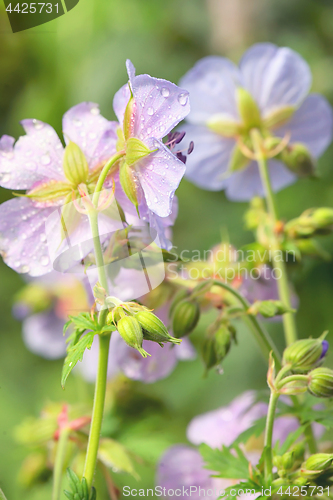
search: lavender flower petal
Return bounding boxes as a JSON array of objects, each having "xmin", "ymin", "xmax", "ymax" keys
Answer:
[
  {"xmin": 62, "ymin": 102, "xmax": 118, "ymax": 170},
  {"xmin": 179, "ymin": 56, "xmax": 241, "ymax": 123},
  {"xmin": 113, "ymin": 83, "xmax": 131, "ymax": 128},
  {"xmin": 239, "ymin": 43, "xmax": 311, "ymax": 115},
  {"xmin": 181, "ymin": 124, "xmax": 235, "ymax": 191},
  {"xmin": 0, "ymin": 122, "xmax": 64, "ymax": 190},
  {"xmin": 0, "ymin": 198, "xmax": 54, "ymax": 276},
  {"xmin": 276, "ymin": 94, "xmax": 333, "ymax": 157}
]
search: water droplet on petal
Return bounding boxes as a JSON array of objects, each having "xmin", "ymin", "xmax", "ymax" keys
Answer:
[
  {"xmin": 154, "ymin": 197, "xmax": 158, "ymax": 203},
  {"xmin": 22, "ymin": 215, "xmax": 27, "ymax": 221},
  {"xmin": 90, "ymin": 107, "xmax": 99, "ymax": 116},
  {"xmin": 147, "ymin": 127, "xmax": 152, "ymax": 134},
  {"xmin": 73, "ymin": 119, "xmax": 82, "ymax": 127},
  {"xmin": 0, "ymin": 151, "xmax": 14, "ymax": 160},
  {"xmin": 40, "ymin": 233, "xmax": 46, "ymax": 242},
  {"xmin": 33, "ymin": 119, "xmax": 44, "ymax": 130},
  {"xmin": 21, "ymin": 265, "xmax": 30, "ymax": 273},
  {"xmin": 159, "ymin": 125, "xmax": 165, "ymax": 133},
  {"xmin": 41, "ymin": 154, "xmax": 51, "ymax": 166},
  {"xmin": 161, "ymin": 87, "xmax": 170, "ymax": 98},
  {"xmin": 22, "ymin": 234, "xmax": 27, "ymax": 240},
  {"xmin": 41, "ymin": 256, "xmax": 49, "ymax": 266},
  {"xmin": 147, "ymin": 107, "xmax": 154, "ymax": 116},
  {"xmin": 14, "ymin": 260, "xmax": 21, "ymax": 268},
  {"xmin": 89, "ymin": 132, "xmax": 97, "ymax": 140},
  {"xmin": 178, "ymin": 93, "xmax": 188, "ymax": 106},
  {"xmin": 0, "ymin": 173, "xmax": 11, "ymax": 183}
]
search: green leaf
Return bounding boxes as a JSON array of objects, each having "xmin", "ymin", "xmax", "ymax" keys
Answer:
[
  {"xmin": 275, "ymin": 425, "xmax": 307, "ymax": 456},
  {"xmin": 100, "ymin": 325, "xmax": 117, "ymax": 334},
  {"xmin": 70, "ymin": 312, "xmax": 97, "ymax": 331},
  {"xmin": 61, "ymin": 332, "xmax": 95, "ymax": 388},
  {"xmin": 199, "ymin": 443, "xmax": 249, "ymax": 479},
  {"xmin": 98, "ymin": 438, "xmax": 139, "ymax": 479},
  {"xmin": 66, "ymin": 328, "xmax": 86, "ymax": 349},
  {"xmin": 63, "ymin": 319, "xmax": 72, "ymax": 335}
]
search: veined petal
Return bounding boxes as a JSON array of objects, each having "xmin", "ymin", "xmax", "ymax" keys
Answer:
[
  {"xmin": 113, "ymin": 84, "xmax": 131, "ymax": 128},
  {"xmin": 63, "ymin": 102, "xmax": 118, "ymax": 170},
  {"xmin": 179, "ymin": 56, "xmax": 241, "ymax": 124},
  {"xmin": 239, "ymin": 43, "xmax": 311, "ymax": 115},
  {"xmin": 125, "ymin": 59, "xmax": 190, "ymax": 141},
  {"xmin": 276, "ymin": 94, "xmax": 333, "ymax": 158},
  {"xmin": 140, "ymin": 196, "xmax": 179, "ymax": 251},
  {"xmin": 22, "ymin": 310, "xmax": 67, "ymax": 359},
  {"xmin": 225, "ymin": 159, "xmax": 297, "ymax": 201},
  {"xmin": 135, "ymin": 138, "xmax": 185, "ymax": 217},
  {"xmin": 0, "ymin": 121, "xmax": 64, "ymax": 190},
  {"xmin": 0, "ymin": 197, "xmax": 54, "ymax": 276},
  {"xmin": 182, "ymin": 124, "xmax": 235, "ymax": 190}
]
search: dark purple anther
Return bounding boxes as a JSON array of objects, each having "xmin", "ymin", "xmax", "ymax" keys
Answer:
[
  {"xmin": 187, "ymin": 141, "xmax": 194, "ymax": 154},
  {"xmin": 320, "ymin": 340, "xmax": 329, "ymax": 359},
  {"xmin": 175, "ymin": 131, "xmax": 186, "ymax": 144},
  {"xmin": 176, "ymin": 152, "xmax": 187, "ymax": 164}
]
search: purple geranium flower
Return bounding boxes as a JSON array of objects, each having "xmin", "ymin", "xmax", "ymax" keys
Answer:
[
  {"xmin": 179, "ymin": 43, "xmax": 332, "ymax": 200},
  {"xmin": 0, "ymin": 103, "xmax": 118, "ymax": 276},
  {"xmin": 113, "ymin": 60, "xmax": 190, "ymax": 217}
]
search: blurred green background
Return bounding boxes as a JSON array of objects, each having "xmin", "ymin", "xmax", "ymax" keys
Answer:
[{"xmin": 1, "ymin": 0, "xmax": 333, "ymax": 498}]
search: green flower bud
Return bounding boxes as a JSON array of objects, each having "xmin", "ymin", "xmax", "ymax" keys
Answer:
[
  {"xmin": 172, "ymin": 299, "xmax": 200, "ymax": 338},
  {"xmin": 236, "ymin": 87, "xmax": 262, "ymax": 130},
  {"xmin": 117, "ymin": 316, "xmax": 150, "ymax": 358},
  {"xmin": 281, "ymin": 143, "xmax": 315, "ymax": 177},
  {"xmin": 202, "ymin": 325, "xmax": 232, "ymax": 371},
  {"xmin": 308, "ymin": 367, "xmax": 333, "ymax": 398},
  {"xmin": 292, "ymin": 476, "xmax": 308, "ymax": 487},
  {"xmin": 283, "ymin": 337, "xmax": 328, "ymax": 373},
  {"xmin": 311, "ymin": 208, "xmax": 333, "ymax": 230},
  {"xmin": 227, "ymin": 144, "xmax": 249, "ymax": 173},
  {"xmin": 301, "ymin": 453, "xmax": 333, "ymax": 479},
  {"xmin": 169, "ymin": 288, "xmax": 190, "ymax": 318},
  {"xmin": 63, "ymin": 141, "xmax": 89, "ymax": 185},
  {"xmin": 135, "ymin": 310, "xmax": 181, "ymax": 346},
  {"xmin": 249, "ymin": 300, "xmax": 293, "ymax": 318}
]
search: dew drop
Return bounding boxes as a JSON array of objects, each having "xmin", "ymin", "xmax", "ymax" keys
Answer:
[
  {"xmin": 147, "ymin": 127, "xmax": 152, "ymax": 134},
  {"xmin": 159, "ymin": 125, "xmax": 165, "ymax": 133},
  {"xmin": 14, "ymin": 260, "xmax": 21, "ymax": 268},
  {"xmin": 22, "ymin": 234, "xmax": 27, "ymax": 240},
  {"xmin": 0, "ymin": 173, "xmax": 11, "ymax": 183},
  {"xmin": 41, "ymin": 256, "xmax": 49, "ymax": 266},
  {"xmin": 147, "ymin": 107, "xmax": 154, "ymax": 116},
  {"xmin": 90, "ymin": 107, "xmax": 99, "ymax": 116},
  {"xmin": 178, "ymin": 93, "xmax": 188, "ymax": 106},
  {"xmin": 161, "ymin": 87, "xmax": 170, "ymax": 98},
  {"xmin": 25, "ymin": 150, "xmax": 33, "ymax": 157},
  {"xmin": 73, "ymin": 118, "xmax": 82, "ymax": 127},
  {"xmin": 89, "ymin": 132, "xmax": 97, "ymax": 140},
  {"xmin": 33, "ymin": 119, "xmax": 44, "ymax": 130},
  {"xmin": 22, "ymin": 215, "xmax": 27, "ymax": 221},
  {"xmin": 21, "ymin": 265, "xmax": 30, "ymax": 273},
  {"xmin": 40, "ymin": 233, "xmax": 46, "ymax": 242},
  {"xmin": 41, "ymin": 154, "xmax": 51, "ymax": 166},
  {"xmin": 154, "ymin": 197, "xmax": 158, "ymax": 203},
  {"xmin": 0, "ymin": 151, "xmax": 14, "ymax": 160}
]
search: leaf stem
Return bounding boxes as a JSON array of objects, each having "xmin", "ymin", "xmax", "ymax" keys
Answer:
[
  {"xmin": 251, "ymin": 128, "xmax": 297, "ymax": 347},
  {"xmin": 52, "ymin": 427, "xmax": 70, "ymax": 500},
  {"xmin": 0, "ymin": 488, "xmax": 8, "ymax": 500},
  {"xmin": 92, "ymin": 151, "xmax": 125, "ymax": 207}
]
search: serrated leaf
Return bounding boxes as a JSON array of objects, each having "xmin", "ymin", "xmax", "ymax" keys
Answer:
[
  {"xmin": 275, "ymin": 425, "xmax": 307, "ymax": 456},
  {"xmin": 98, "ymin": 438, "xmax": 139, "ymax": 479},
  {"xmin": 62, "ymin": 332, "xmax": 95, "ymax": 388},
  {"xmin": 100, "ymin": 325, "xmax": 117, "ymax": 334},
  {"xmin": 66, "ymin": 328, "xmax": 86, "ymax": 349},
  {"xmin": 199, "ymin": 443, "xmax": 249, "ymax": 479},
  {"xmin": 70, "ymin": 313, "xmax": 97, "ymax": 332},
  {"xmin": 63, "ymin": 319, "xmax": 72, "ymax": 335}
]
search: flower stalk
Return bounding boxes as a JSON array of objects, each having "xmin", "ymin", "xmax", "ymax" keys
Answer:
[{"xmin": 52, "ymin": 427, "xmax": 70, "ymax": 500}]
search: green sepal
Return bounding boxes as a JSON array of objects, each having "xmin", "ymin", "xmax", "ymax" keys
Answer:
[
  {"xmin": 125, "ymin": 137, "xmax": 153, "ymax": 166},
  {"xmin": 123, "ymin": 88, "xmax": 134, "ymax": 140},
  {"xmin": 262, "ymin": 105, "xmax": 295, "ymax": 130},
  {"xmin": 236, "ymin": 87, "xmax": 262, "ymax": 130},
  {"xmin": 65, "ymin": 468, "xmax": 97, "ymax": 500},
  {"xmin": 119, "ymin": 160, "xmax": 139, "ymax": 210},
  {"xmin": 22, "ymin": 180, "xmax": 72, "ymax": 203},
  {"xmin": 228, "ymin": 143, "xmax": 249, "ymax": 173},
  {"xmin": 207, "ymin": 115, "xmax": 241, "ymax": 137},
  {"xmin": 63, "ymin": 141, "xmax": 89, "ymax": 185}
]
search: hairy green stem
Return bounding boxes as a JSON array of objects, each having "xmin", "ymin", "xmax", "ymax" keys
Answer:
[
  {"xmin": 92, "ymin": 151, "xmax": 125, "ymax": 206},
  {"xmin": 83, "ymin": 332, "xmax": 111, "ymax": 489},
  {"xmin": 251, "ymin": 129, "xmax": 297, "ymax": 346},
  {"xmin": 212, "ymin": 279, "xmax": 282, "ymax": 369},
  {"xmin": 264, "ymin": 392, "xmax": 279, "ymax": 481},
  {"xmin": 52, "ymin": 427, "xmax": 70, "ymax": 500}
]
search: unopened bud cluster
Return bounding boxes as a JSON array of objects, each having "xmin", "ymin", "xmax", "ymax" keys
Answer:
[{"xmin": 107, "ymin": 300, "xmax": 181, "ymax": 358}]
